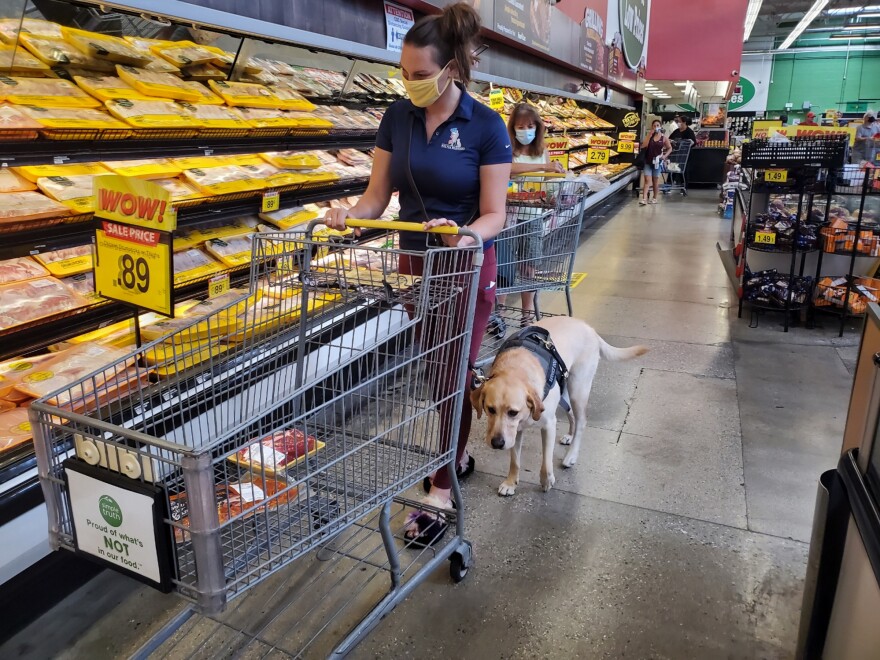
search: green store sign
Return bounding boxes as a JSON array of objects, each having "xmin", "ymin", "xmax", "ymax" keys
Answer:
[
  {"xmin": 729, "ymin": 76, "xmax": 756, "ymax": 110},
  {"xmin": 619, "ymin": 0, "xmax": 649, "ymax": 69}
]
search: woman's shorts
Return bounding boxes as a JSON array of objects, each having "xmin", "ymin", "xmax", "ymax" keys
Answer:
[{"xmin": 643, "ymin": 164, "xmax": 661, "ymax": 177}]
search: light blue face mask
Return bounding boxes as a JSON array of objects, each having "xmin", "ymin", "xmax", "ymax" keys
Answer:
[{"xmin": 515, "ymin": 128, "xmax": 536, "ymax": 145}]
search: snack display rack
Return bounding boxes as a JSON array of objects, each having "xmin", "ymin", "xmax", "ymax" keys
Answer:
[
  {"xmin": 0, "ymin": 0, "xmax": 640, "ymax": 637},
  {"xmin": 736, "ymin": 136, "xmax": 849, "ymax": 332}
]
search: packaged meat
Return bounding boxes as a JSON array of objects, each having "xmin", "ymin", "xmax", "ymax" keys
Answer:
[
  {"xmin": 259, "ymin": 205, "xmax": 319, "ymax": 230},
  {"xmin": 60, "ymin": 271, "xmax": 99, "ymax": 302},
  {"xmin": 0, "ymin": 257, "xmax": 49, "ymax": 285},
  {"xmin": 205, "ymin": 235, "xmax": 254, "ymax": 267},
  {"xmin": 0, "ymin": 277, "xmax": 88, "ymax": 330},
  {"xmin": 0, "ymin": 103, "xmax": 41, "ymax": 139},
  {"xmin": 101, "ymin": 158, "xmax": 181, "ymax": 180},
  {"xmin": 268, "ymin": 86, "xmax": 316, "ymax": 112},
  {"xmin": 14, "ymin": 105, "xmax": 131, "ymax": 134},
  {"xmin": 0, "ymin": 168, "xmax": 36, "ymax": 193},
  {"xmin": 0, "ymin": 75, "xmax": 102, "ymax": 108},
  {"xmin": 169, "ymin": 475, "xmax": 297, "ymax": 543},
  {"xmin": 177, "ymin": 102, "xmax": 251, "ymax": 130},
  {"xmin": 0, "ymin": 407, "xmax": 31, "ymax": 453},
  {"xmin": 237, "ymin": 161, "xmax": 305, "ymax": 188},
  {"xmin": 231, "ymin": 107, "xmax": 299, "ymax": 130},
  {"xmin": 13, "ymin": 162, "xmax": 109, "ymax": 183},
  {"xmin": 151, "ymin": 177, "xmax": 203, "ymax": 202},
  {"xmin": 171, "ymin": 155, "xmax": 237, "ymax": 171},
  {"xmin": 149, "ymin": 41, "xmax": 218, "ymax": 68},
  {"xmin": 230, "ymin": 429, "xmax": 324, "ymax": 475},
  {"xmin": 60, "ymin": 27, "xmax": 153, "ymax": 67},
  {"xmin": 141, "ymin": 288, "xmax": 258, "ymax": 342},
  {"xmin": 0, "ymin": 44, "xmax": 51, "ymax": 76},
  {"xmin": 115, "ymin": 65, "xmax": 203, "ymax": 102},
  {"xmin": 105, "ymin": 98, "xmax": 196, "ymax": 129},
  {"xmin": 182, "ymin": 165, "xmax": 264, "ymax": 196},
  {"xmin": 177, "ymin": 80, "xmax": 223, "ymax": 105},
  {"xmin": 0, "ymin": 191, "xmax": 71, "ymax": 225},
  {"xmin": 181, "ymin": 64, "xmax": 227, "ymax": 81},
  {"xmin": 173, "ymin": 248, "xmax": 224, "ymax": 284},
  {"xmin": 285, "ymin": 111, "xmax": 333, "ymax": 129},
  {"xmin": 336, "ymin": 149, "xmax": 372, "ymax": 167},
  {"xmin": 173, "ymin": 217, "xmax": 259, "ymax": 250},
  {"xmin": 259, "ymin": 152, "xmax": 321, "ymax": 171},
  {"xmin": 37, "ymin": 174, "xmax": 107, "ymax": 213},
  {"xmin": 72, "ymin": 74, "xmax": 170, "ymax": 103},
  {"xmin": 32, "ymin": 245, "xmax": 93, "ymax": 277},
  {"xmin": 14, "ymin": 343, "xmax": 133, "ymax": 405},
  {"xmin": 207, "ymin": 80, "xmax": 281, "ymax": 108},
  {"xmin": 0, "ymin": 353, "xmax": 57, "ymax": 399},
  {"xmin": 0, "ymin": 18, "xmax": 62, "ymax": 45},
  {"xmin": 16, "ymin": 35, "xmax": 115, "ymax": 73}
]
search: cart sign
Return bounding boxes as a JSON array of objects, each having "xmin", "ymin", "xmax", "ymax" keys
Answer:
[
  {"xmin": 94, "ymin": 175, "xmax": 176, "ymax": 231},
  {"xmin": 65, "ymin": 461, "xmax": 170, "ymax": 588},
  {"xmin": 95, "ymin": 221, "xmax": 173, "ymax": 316},
  {"xmin": 384, "ymin": 1, "xmax": 414, "ymax": 54}
]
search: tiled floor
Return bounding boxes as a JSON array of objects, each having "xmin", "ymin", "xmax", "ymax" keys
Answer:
[{"xmin": 3, "ymin": 189, "xmax": 860, "ymax": 659}]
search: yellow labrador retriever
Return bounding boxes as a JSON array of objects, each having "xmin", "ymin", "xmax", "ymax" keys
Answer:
[{"xmin": 472, "ymin": 316, "xmax": 648, "ymax": 496}]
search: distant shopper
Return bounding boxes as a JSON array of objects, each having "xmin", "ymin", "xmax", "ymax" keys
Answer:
[
  {"xmin": 507, "ymin": 104, "xmax": 564, "ymax": 176},
  {"xmin": 800, "ymin": 111, "xmax": 818, "ymax": 127},
  {"xmin": 639, "ymin": 119, "xmax": 672, "ymax": 205},
  {"xmin": 779, "ymin": 114, "xmax": 789, "ymax": 126},
  {"xmin": 669, "ymin": 115, "xmax": 696, "ymax": 144},
  {"xmin": 853, "ymin": 113, "xmax": 879, "ymax": 164}
]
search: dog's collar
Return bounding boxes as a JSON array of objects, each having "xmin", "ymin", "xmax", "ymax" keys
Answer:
[{"xmin": 492, "ymin": 326, "xmax": 569, "ymax": 400}]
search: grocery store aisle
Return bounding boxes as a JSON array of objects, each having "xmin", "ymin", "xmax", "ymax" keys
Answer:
[{"xmin": 2, "ymin": 190, "xmax": 859, "ymax": 659}]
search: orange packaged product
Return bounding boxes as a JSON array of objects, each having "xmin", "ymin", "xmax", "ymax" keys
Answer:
[
  {"xmin": 0, "ymin": 18, "xmax": 62, "ymax": 45},
  {"xmin": 0, "ymin": 191, "xmax": 71, "ymax": 226},
  {"xmin": 0, "ymin": 168, "xmax": 37, "ymax": 193},
  {"xmin": 0, "ymin": 76, "xmax": 101, "ymax": 108},
  {"xmin": 0, "ymin": 44, "xmax": 51, "ymax": 76},
  {"xmin": 169, "ymin": 475, "xmax": 297, "ymax": 543},
  {"xmin": 0, "ymin": 257, "xmax": 49, "ymax": 285},
  {"xmin": 60, "ymin": 27, "xmax": 153, "ymax": 67},
  {"xmin": 17, "ymin": 34, "xmax": 115, "ymax": 73},
  {"xmin": 0, "ymin": 276, "xmax": 88, "ymax": 331},
  {"xmin": 0, "ymin": 353, "xmax": 57, "ymax": 399},
  {"xmin": 150, "ymin": 41, "xmax": 218, "ymax": 68},
  {"xmin": 181, "ymin": 64, "xmax": 227, "ymax": 81},
  {"xmin": 0, "ymin": 103, "xmax": 41, "ymax": 140},
  {"xmin": 0, "ymin": 407, "xmax": 32, "ymax": 453}
]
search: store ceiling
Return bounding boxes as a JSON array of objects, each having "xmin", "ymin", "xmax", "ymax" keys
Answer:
[{"xmin": 745, "ymin": 0, "xmax": 880, "ymax": 51}]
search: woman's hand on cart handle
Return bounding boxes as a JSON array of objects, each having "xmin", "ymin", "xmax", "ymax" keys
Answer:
[
  {"xmin": 324, "ymin": 208, "xmax": 359, "ymax": 235},
  {"xmin": 548, "ymin": 161, "xmax": 565, "ymax": 174},
  {"xmin": 422, "ymin": 218, "xmax": 474, "ymax": 247}
]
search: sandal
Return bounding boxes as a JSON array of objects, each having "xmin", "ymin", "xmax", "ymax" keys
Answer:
[
  {"xmin": 404, "ymin": 495, "xmax": 452, "ymax": 549},
  {"xmin": 422, "ymin": 455, "xmax": 475, "ymax": 493},
  {"xmin": 520, "ymin": 311, "xmax": 537, "ymax": 327},
  {"xmin": 638, "ymin": 199, "xmax": 647, "ymax": 205}
]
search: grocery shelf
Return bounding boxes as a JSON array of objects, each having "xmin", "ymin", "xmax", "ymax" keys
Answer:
[
  {"xmin": 0, "ymin": 178, "xmax": 369, "ymax": 261},
  {"xmin": 0, "ymin": 132, "xmax": 377, "ymax": 168}
]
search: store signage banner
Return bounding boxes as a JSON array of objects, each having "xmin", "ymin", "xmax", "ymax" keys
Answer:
[
  {"xmin": 67, "ymin": 467, "xmax": 163, "ymax": 583},
  {"xmin": 618, "ymin": 0, "xmax": 648, "ymax": 70},
  {"xmin": 494, "ymin": 0, "xmax": 553, "ymax": 54},
  {"xmin": 729, "ymin": 76, "xmax": 756, "ymax": 111},
  {"xmin": 384, "ymin": 1, "xmax": 414, "ymax": 54},
  {"xmin": 578, "ymin": 1, "xmax": 608, "ymax": 75},
  {"xmin": 751, "ymin": 124, "xmax": 857, "ymax": 146}
]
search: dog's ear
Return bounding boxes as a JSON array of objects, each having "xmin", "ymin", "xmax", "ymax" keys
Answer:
[
  {"xmin": 470, "ymin": 385, "xmax": 484, "ymax": 419},
  {"xmin": 526, "ymin": 386, "xmax": 544, "ymax": 421}
]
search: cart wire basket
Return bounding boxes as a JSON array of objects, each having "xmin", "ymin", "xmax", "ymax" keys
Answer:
[
  {"xmin": 661, "ymin": 138, "xmax": 694, "ymax": 196},
  {"xmin": 479, "ymin": 172, "xmax": 588, "ymax": 366},
  {"xmin": 31, "ymin": 219, "xmax": 480, "ymax": 657}
]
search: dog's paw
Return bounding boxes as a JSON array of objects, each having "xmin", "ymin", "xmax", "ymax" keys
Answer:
[
  {"xmin": 541, "ymin": 472, "xmax": 556, "ymax": 492},
  {"xmin": 562, "ymin": 451, "xmax": 578, "ymax": 468},
  {"xmin": 560, "ymin": 434, "xmax": 572, "ymax": 446},
  {"xmin": 498, "ymin": 481, "xmax": 518, "ymax": 497}
]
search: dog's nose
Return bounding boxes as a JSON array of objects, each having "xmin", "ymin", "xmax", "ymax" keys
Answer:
[{"xmin": 491, "ymin": 436, "xmax": 505, "ymax": 450}]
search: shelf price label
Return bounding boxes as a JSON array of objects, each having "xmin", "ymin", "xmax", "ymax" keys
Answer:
[
  {"xmin": 618, "ymin": 132, "xmax": 637, "ymax": 142},
  {"xmin": 489, "ymin": 88, "xmax": 504, "ymax": 112},
  {"xmin": 617, "ymin": 140, "xmax": 635, "ymax": 153},
  {"xmin": 754, "ymin": 231, "xmax": 776, "ymax": 245},
  {"xmin": 261, "ymin": 190, "xmax": 280, "ymax": 213},
  {"xmin": 94, "ymin": 221, "xmax": 173, "ymax": 316},
  {"xmin": 208, "ymin": 273, "xmax": 230, "ymax": 299},
  {"xmin": 765, "ymin": 169, "xmax": 788, "ymax": 183},
  {"xmin": 586, "ymin": 148, "xmax": 610, "ymax": 164}
]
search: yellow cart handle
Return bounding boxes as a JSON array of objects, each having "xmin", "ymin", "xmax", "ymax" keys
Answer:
[
  {"xmin": 515, "ymin": 171, "xmax": 568, "ymax": 179},
  {"xmin": 345, "ymin": 218, "xmax": 460, "ymax": 235}
]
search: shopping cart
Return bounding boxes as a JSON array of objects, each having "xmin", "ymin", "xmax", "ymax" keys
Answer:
[
  {"xmin": 480, "ymin": 172, "xmax": 588, "ymax": 366},
  {"xmin": 31, "ymin": 220, "xmax": 480, "ymax": 657},
  {"xmin": 661, "ymin": 139, "xmax": 694, "ymax": 195}
]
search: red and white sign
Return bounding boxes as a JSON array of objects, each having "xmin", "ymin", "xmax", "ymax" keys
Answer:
[
  {"xmin": 101, "ymin": 221, "xmax": 161, "ymax": 247},
  {"xmin": 384, "ymin": 1, "xmax": 414, "ymax": 54}
]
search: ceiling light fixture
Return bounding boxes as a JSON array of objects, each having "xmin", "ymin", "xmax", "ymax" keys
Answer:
[
  {"xmin": 743, "ymin": 0, "xmax": 763, "ymax": 41},
  {"xmin": 861, "ymin": 12, "xmax": 880, "ymax": 18},
  {"xmin": 841, "ymin": 23, "xmax": 880, "ymax": 30},
  {"xmin": 779, "ymin": 0, "xmax": 830, "ymax": 50},
  {"xmin": 829, "ymin": 33, "xmax": 880, "ymax": 39},
  {"xmin": 673, "ymin": 82, "xmax": 688, "ymax": 87}
]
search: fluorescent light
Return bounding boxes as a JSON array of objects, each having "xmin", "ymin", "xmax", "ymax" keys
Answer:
[
  {"xmin": 673, "ymin": 82, "xmax": 688, "ymax": 87},
  {"xmin": 830, "ymin": 33, "xmax": 880, "ymax": 39},
  {"xmin": 779, "ymin": 0, "xmax": 830, "ymax": 50},
  {"xmin": 744, "ymin": 0, "xmax": 763, "ymax": 41},
  {"xmin": 841, "ymin": 23, "xmax": 880, "ymax": 30},
  {"xmin": 862, "ymin": 12, "xmax": 880, "ymax": 18}
]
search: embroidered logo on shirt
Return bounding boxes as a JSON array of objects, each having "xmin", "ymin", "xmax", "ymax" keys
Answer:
[{"xmin": 442, "ymin": 127, "xmax": 464, "ymax": 151}]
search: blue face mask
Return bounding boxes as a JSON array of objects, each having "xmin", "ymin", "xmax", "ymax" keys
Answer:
[{"xmin": 515, "ymin": 128, "xmax": 536, "ymax": 145}]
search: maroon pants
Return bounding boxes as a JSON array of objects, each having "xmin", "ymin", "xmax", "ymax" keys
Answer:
[{"xmin": 398, "ymin": 245, "xmax": 497, "ymax": 489}]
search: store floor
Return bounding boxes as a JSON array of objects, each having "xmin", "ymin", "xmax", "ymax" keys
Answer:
[{"xmin": 3, "ymin": 189, "xmax": 860, "ymax": 659}]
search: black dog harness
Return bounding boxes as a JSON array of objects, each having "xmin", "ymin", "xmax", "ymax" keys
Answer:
[{"xmin": 477, "ymin": 326, "xmax": 569, "ymax": 401}]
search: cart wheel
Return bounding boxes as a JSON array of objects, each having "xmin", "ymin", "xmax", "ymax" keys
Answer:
[{"xmin": 450, "ymin": 553, "xmax": 469, "ymax": 583}]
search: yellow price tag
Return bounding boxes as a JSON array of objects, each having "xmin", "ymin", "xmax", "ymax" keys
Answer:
[
  {"xmin": 208, "ymin": 273, "xmax": 230, "ymax": 298},
  {"xmin": 489, "ymin": 88, "xmax": 504, "ymax": 112},
  {"xmin": 617, "ymin": 140, "xmax": 635, "ymax": 153},
  {"xmin": 261, "ymin": 190, "xmax": 280, "ymax": 213},
  {"xmin": 754, "ymin": 231, "xmax": 776, "ymax": 245},
  {"xmin": 549, "ymin": 152, "xmax": 569, "ymax": 169},
  {"xmin": 618, "ymin": 132, "xmax": 637, "ymax": 142},
  {"xmin": 94, "ymin": 221, "xmax": 173, "ymax": 316},
  {"xmin": 586, "ymin": 148, "xmax": 610, "ymax": 164},
  {"xmin": 765, "ymin": 169, "xmax": 788, "ymax": 183}
]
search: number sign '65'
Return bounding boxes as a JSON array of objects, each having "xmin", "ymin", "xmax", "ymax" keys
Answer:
[{"xmin": 94, "ymin": 221, "xmax": 173, "ymax": 316}]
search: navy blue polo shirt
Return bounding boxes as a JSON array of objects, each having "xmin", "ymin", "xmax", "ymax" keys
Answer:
[{"xmin": 376, "ymin": 86, "xmax": 512, "ymax": 250}]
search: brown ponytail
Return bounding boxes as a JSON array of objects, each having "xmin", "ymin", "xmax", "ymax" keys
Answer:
[{"xmin": 404, "ymin": 1, "xmax": 481, "ymax": 84}]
